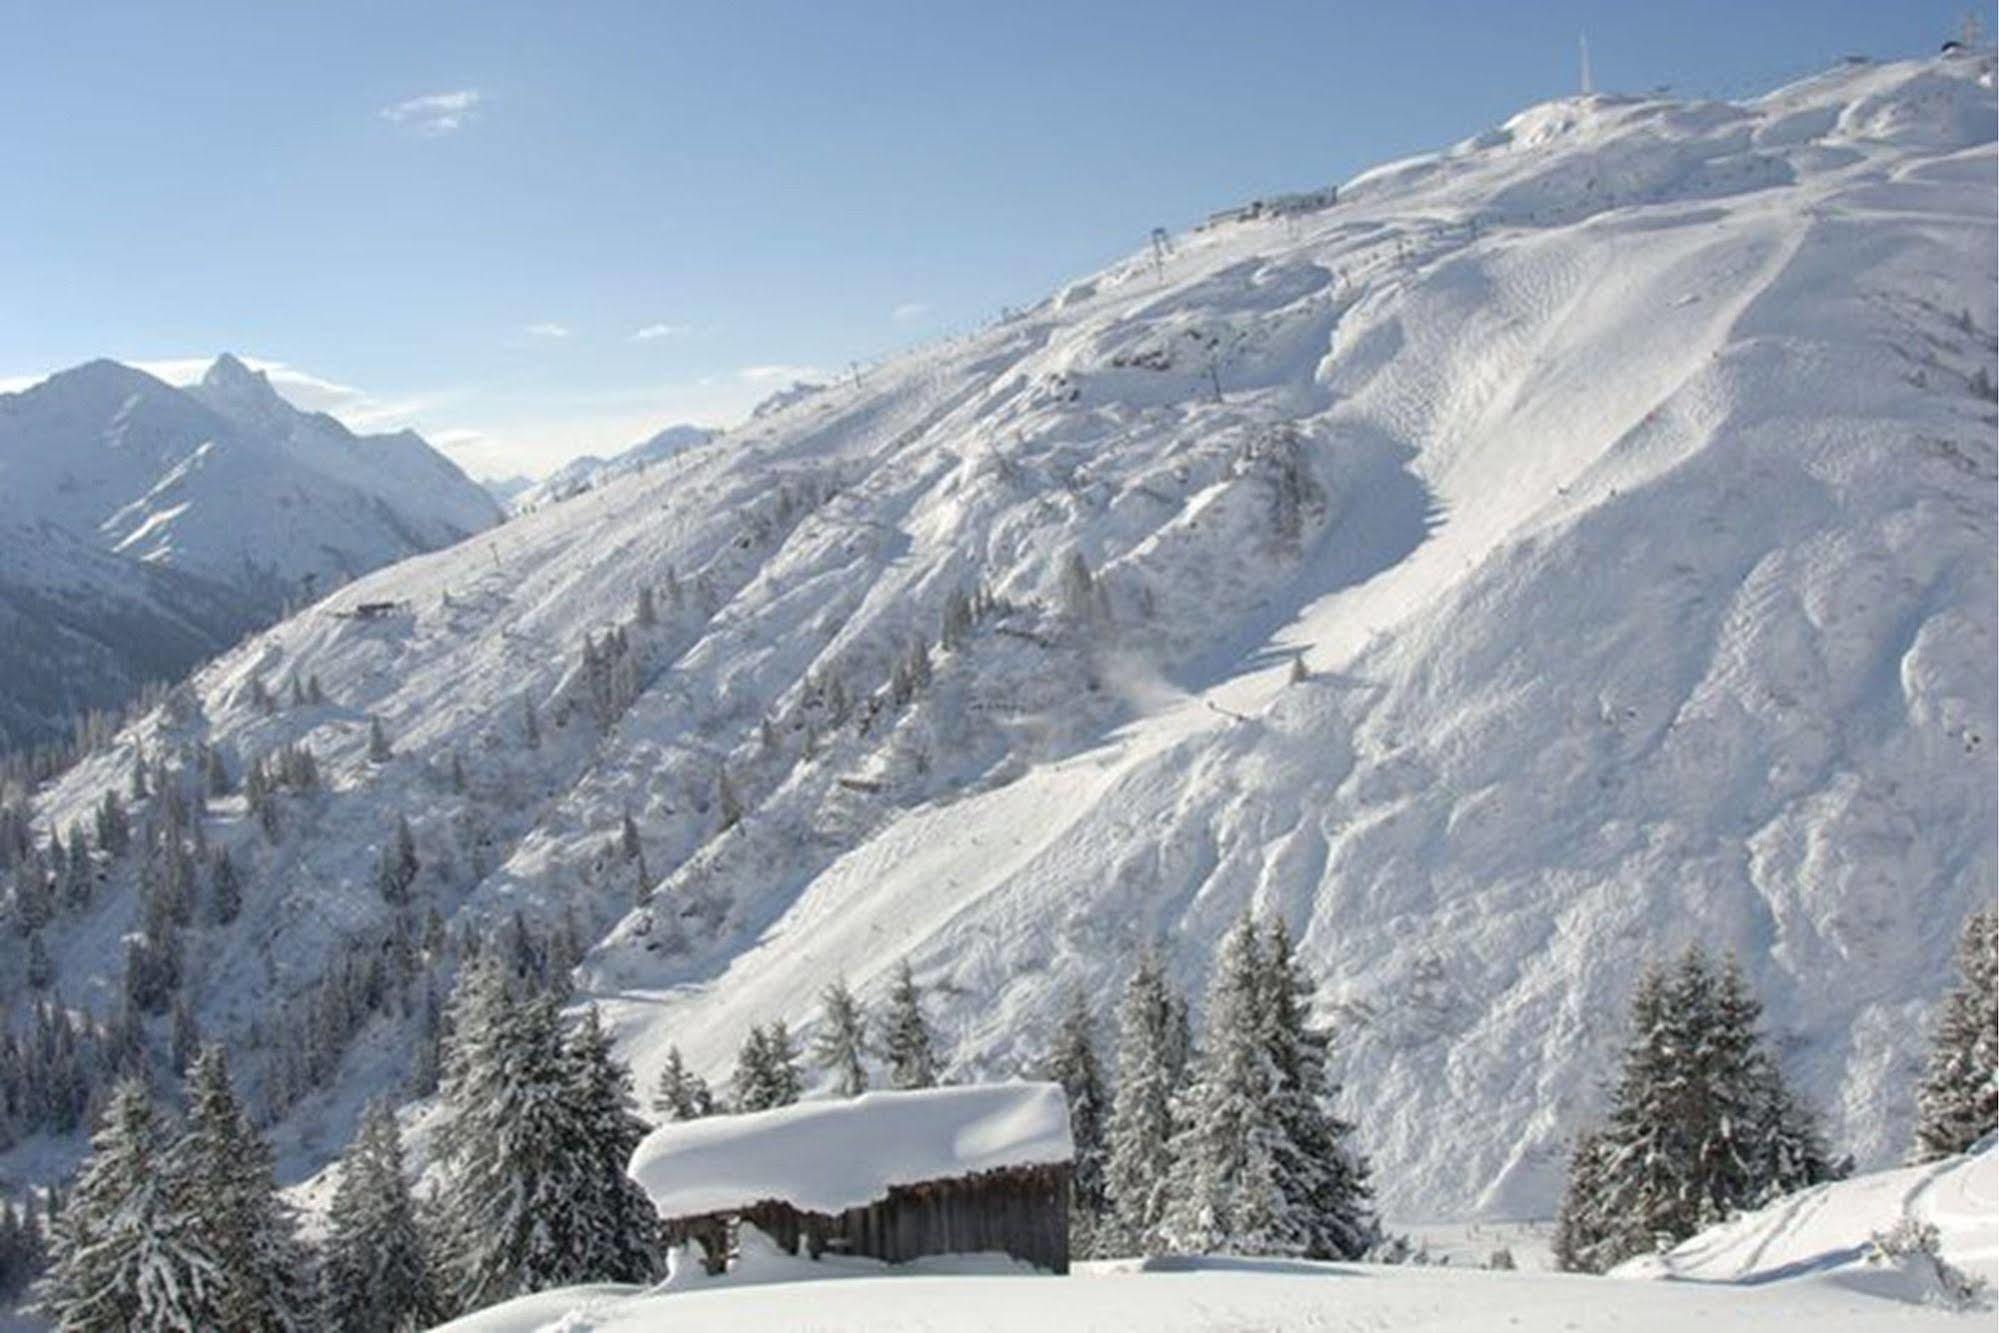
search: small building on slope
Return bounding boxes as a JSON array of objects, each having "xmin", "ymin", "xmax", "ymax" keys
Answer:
[{"xmin": 627, "ymin": 1082, "xmax": 1075, "ymax": 1275}]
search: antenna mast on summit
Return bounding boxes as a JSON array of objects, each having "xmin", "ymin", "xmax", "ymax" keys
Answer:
[{"xmin": 1579, "ymin": 33, "xmax": 1594, "ymax": 95}]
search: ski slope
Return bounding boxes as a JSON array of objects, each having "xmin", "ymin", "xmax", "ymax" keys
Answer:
[{"xmin": 9, "ymin": 51, "xmax": 1995, "ymax": 1226}]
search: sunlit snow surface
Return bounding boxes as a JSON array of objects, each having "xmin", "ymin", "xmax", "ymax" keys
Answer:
[
  {"xmin": 18, "ymin": 52, "xmax": 1997, "ymax": 1225},
  {"xmin": 441, "ymin": 1147, "xmax": 1998, "ymax": 1330},
  {"xmin": 628, "ymin": 1082, "xmax": 1073, "ymax": 1216}
]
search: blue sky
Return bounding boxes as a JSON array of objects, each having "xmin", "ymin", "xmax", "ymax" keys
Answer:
[{"xmin": 0, "ymin": 1, "xmax": 1973, "ymax": 477}]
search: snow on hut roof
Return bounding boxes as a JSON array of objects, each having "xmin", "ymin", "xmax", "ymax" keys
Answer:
[{"xmin": 628, "ymin": 1082, "xmax": 1074, "ymax": 1218}]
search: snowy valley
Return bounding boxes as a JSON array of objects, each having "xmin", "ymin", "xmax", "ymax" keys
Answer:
[{"xmin": 0, "ymin": 43, "xmax": 1995, "ymax": 1332}]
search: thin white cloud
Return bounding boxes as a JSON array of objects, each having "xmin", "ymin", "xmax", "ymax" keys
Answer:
[
  {"xmin": 891, "ymin": 301, "xmax": 930, "ymax": 323},
  {"xmin": 737, "ymin": 363, "xmax": 826, "ymax": 384},
  {"xmin": 381, "ymin": 89, "xmax": 482, "ymax": 136},
  {"xmin": 523, "ymin": 322, "xmax": 572, "ymax": 339},
  {"xmin": 631, "ymin": 323, "xmax": 691, "ymax": 341}
]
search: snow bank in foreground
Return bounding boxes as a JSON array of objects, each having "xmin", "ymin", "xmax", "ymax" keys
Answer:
[
  {"xmin": 627, "ymin": 1083, "xmax": 1073, "ymax": 1217},
  {"xmin": 434, "ymin": 1254, "xmax": 1978, "ymax": 1332},
  {"xmin": 1616, "ymin": 1141, "xmax": 1997, "ymax": 1296}
]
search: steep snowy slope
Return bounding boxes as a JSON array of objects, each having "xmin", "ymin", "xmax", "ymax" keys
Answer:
[
  {"xmin": 508, "ymin": 424, "xmax": 718, "ymax": 514},
  {"xmin": 8, "ymin": 53, "xmax": 1993, "ymax": 1223},
  {"xmin": 0, "ymin": 355, "xmax": 501, "ymax": 745}
]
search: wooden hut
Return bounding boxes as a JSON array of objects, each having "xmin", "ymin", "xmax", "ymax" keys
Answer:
[{"xmin": 628, "ymin": 1082, "xmax": 1075, "ymax": 1276}]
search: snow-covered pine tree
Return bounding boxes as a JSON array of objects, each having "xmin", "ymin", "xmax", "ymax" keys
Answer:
[
  {"xmin": 1039, "ymin": 985, "xmax": 1108, "ymax": 1226},
  {"xmin": 25, "ymin": 932, "xmax": 53, "ymax": 991},
  {"xmin": 321, "ymin": 1098, "xmax": 438, "ymax": 1333},
  {"xmin": 730, "ymin": 1022, "xmax": 803, "ymax": 1112},
  {"xmin": 367, "ymin": 716, "xmax": 393, "ymax": 764},
  {"xmin": 810, "ymin": 978, "xmax": 871, "ymax": 1097},
  {"xmin": 436, "ymin": 990, "xmax": 580, "ymax": 1311},
  {"xmin": 36, "ymin": 1077, "xmax": 221, "ymax": 1332},
  {"xmin": 1161, "ymin": 913, "xmax": 1298, "ymax": 1255},
  {"xmin": 559, "ymin": 1007, "xmax": 662, "ymax": 1283},
  {"xmin": 652, "ymin": 1046, "xmax": 714, "ymax": 1120},
  {"xmin": 169, "ymin": 999, "xmax": 199, "ymax": 1074},
  {"xmin": 209, "ymin": 848, "xmax": 242, "ymax": 925},
  {"xmin": 1680, "ymin": 951, "xmax": 1768, "ymax": 1226},
  {"xmin": 172, "ymin": 1046, "xmax": 311, "ymax": 1330},
  {"xmin": 377, "ymin": 815, "xmax": 420, "ymax": 906},
  {"xmin": 1561, "ymin": 958, "xmax": 1685, "ymax": 1271},
  {"xmin": 1258, "ymin": 919, "xmax": 1375, "ymax": 1258},
  {"xmin": 1550, "ymin": 1127, "xmax": 1610, "ymax": 1274},
  {"xmin": 94, "ymin": 791, "xmax": 129, "ymax": 859},
  {"xmin": 1913, "ymin": 908, "xmax": 1998, "ymax": 1162},
  {"xmin": 881, "ymin": 960, "xmax": 938, "ymax": 1090},
  {"xmin": 1559, "ymin": 947, "xmax": 1836, "ymax": 1272},
  {"xmin": 433, "ymin": 954, "xmax": 512, "ymax": 1165},
  {"xmin": 1102, "ymin": 945, "xmax": 1185, "ymax": 1257}
]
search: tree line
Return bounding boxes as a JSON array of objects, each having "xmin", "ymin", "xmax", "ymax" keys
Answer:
[
  {"xmin": 1553, "ymin": 906, "xmax": 1996, "ymax": 1272},
  {"xmin": 21, "ymin": 904, "xmax": 1996, "ymax": 1326}
]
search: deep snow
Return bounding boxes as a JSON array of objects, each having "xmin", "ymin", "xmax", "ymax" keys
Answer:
[
  {"xmin": 628, "ymin": 1082, "xmax": 1073, "ymax": 1217},
  {"xmin": 439, "ymin": 1145, "xmax": 1999, "ymax": 1330},
  {"xmin": 6, "ymin": 52, "xmax": 1994, "ymax": 1227}
]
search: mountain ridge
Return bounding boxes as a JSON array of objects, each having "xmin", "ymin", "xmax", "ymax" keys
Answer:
[
  {"xmin": 5, "ymin": 52, "xmax": 1992, "ymax": 1223},
  {"xmin": 0, "ymin": 355, "xmax": 502, "ymax": 747}
]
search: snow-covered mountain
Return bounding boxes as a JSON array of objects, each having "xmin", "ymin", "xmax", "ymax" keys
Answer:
[
  {"xmin": 0, "ymin": 355, "xmax": 501, "ymax": 746},
  {"xmin": 7, "ymin": 52, "xmax": 1993, "ymax": 1226},
  {"xmin": 507, "ymin": 424, "xmax": 718, "ymax": 514}
]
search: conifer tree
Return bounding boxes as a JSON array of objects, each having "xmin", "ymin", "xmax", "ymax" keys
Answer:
[
  {"xmin": 368, "ymin": 716, "xmax": 393, "ymax": 764},
  {"xmin": 172, "ymin": 1046, "xmax": 310, "ymax": 1330},
  {"xmin": 559, "ymin": 1007, "xmax": 662, "ymax": 1283},
  {"xmin": 731, "ymin": 1023, "xmax": 803, "ymax": 1112},
  {"xmin": 1550, "ymin": 1128, "xmax": 1610, "ymax": 1274},
  {"xmin": 881, "ymin": 960, "xmax": 938, "ymax": 1090},
  {"xmin": 37, "ymin": 1077, "xmax": 221, "ymax": 1332},
  {"xmin": 1103, "ymin": 946, "xmax": 1184, "ymax": 1256},
  {"xmin": 810, "ymin": 978, "xmax": 871, "ymax": 1097},
  {"xmin": 436, "ymin": 989, "xmax": 573, "ymax": 1310},
  {"xmin": 1258, "ymin": 919, "xmax": 1374, "ymax": 1258},
  {"xmin": 1040, "ymin": 986, "xmax": 1108, "ymax": 1222},
  {"xmin": 1557, "ymin": 947, "xmax": 1838, "ymax": 1272},
  {"xmin": 25, "ymin": 932, "xmax": 53, "ymax": 991},
  {"xmin": 209, "ymin": 849, "xmax": 242, "ymax": 926},
  {"xmin": 1913, "ymin": 908, "xmax": 1998, "ymax": 1162},
  {"xmin": 651, "ymin": 1046, "xmax": 714, "ymax": 1121},
  {"xmin": 321, "ymin": 1099, "xmax": 437, "ymax": 1333},
  {"xmin": 377, "ymin": 815, "xmax": 420, "ymax": 906},
  {"xmin": 1161, "ymin": 914, "xmax": 1297, "ymax": 1255}
]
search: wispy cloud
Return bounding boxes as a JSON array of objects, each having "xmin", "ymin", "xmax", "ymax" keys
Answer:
[
  {"xmin": 523, "ymin": 322, "xmax": 572, "ymax": 339},
  {"xmin": 115, "ymin": 356, "xmax": 448, "ymax": 434},
  {"xmin": 738, "ymin": 363, "xmax": 826, "ymax": 384},
  {"xmin": 891, "ymin": 301, "xmax": 929, "ymax": 323},
  {"xmin": 631, "ymin": 323, "xmax": 691, "ymax": 342},
  {"xmin": 380, "ymin": 89, "xmax": 482, "ymax": 136}
]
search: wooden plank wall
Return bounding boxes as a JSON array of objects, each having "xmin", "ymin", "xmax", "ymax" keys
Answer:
[{"xmin": 662, "ymin": 1162, "xmax": 1072, "ymax": 1275}]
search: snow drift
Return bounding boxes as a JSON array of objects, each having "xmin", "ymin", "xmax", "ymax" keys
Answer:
[{"xmin": 1619, "ymin": 1140, "xmax": 1997, "ymax": 1299}]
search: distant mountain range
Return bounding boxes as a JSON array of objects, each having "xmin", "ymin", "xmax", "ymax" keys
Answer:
[
  {"xmin": 501, "ymin": 423, "xmax": 718, "ymax": 514},
  {"xmin": 0, "ymin": 354, "xmax": 501, "ymax": 748}
]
